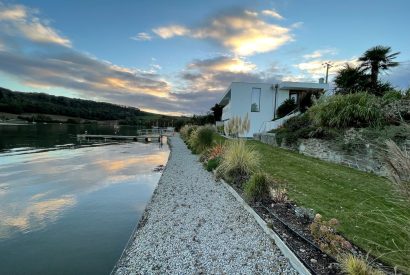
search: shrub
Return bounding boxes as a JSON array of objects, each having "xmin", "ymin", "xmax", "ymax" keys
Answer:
[
  {"xmin": 206, "ymin": 157, "xmax": 220, "ymax": 172},
  {"xmin": 194, "ymin": 125, "xmax": 215, "ymax": 152},
  {"xmin": 276, "ymin": 98, "xmax": 297, "ymax": 118},
  {"xmin": 269, "ymin": 186, "xmax": 288, "ymax": 203},
  {"xmin": 273, "ymin": 113, "xmax": 315, "ymax": 146},
  {"xmin": 382, "ymin": 90, "xmax": 402, "ymax": 104},
  {"xmin": 383, "ymin": 139, "xmax": 410, "ymax": 200},
  {"xmin": 217, "ymin": 139, "xmax": 259, "ymax": 185},
  {"xmin": 340, "ymin": 254, "xmax": 385, "ymax": 275},
  {"xmin": 309, "ymin": 214, "xmax": 352, "ymax": 257},
  {"xmin": 180, "ymin": 125, "xmax": 197, "ymax": 141},
  {"xmin": 308, "ymin": 93, "xmax": 384, "ymax": 128},
  {"xmin": 244, "ymin": 172, "xmax": 276, "ymax": 202}
]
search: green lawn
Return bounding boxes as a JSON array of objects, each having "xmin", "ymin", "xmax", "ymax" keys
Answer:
[{"xmin": 248, "ymin": 140, "xmax": 410, "ymax": 273}]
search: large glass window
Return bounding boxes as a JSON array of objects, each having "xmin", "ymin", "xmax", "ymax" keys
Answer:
[{"xmin": 251, "ymin": 88, "xmax": 261, "ymax": 112}]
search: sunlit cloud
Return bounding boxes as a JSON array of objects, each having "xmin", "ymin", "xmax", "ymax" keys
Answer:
[
  {"xmin": 294, "ymin": 57, "xmax": 359, "ymax": 80},
  {"xmin": 152, "ymin": 25, "xmax": 189, "ymax": 39},
  {"xmin": 261, "ymin": 9, "xmax": 284, "ymax": 20},
  {"xmin": 153, "ymin": 10, "xmax": 294, "ymax": 56},
  {"xmin": 0, "ymin": 2, "xmax": 71, "ymax": 47},
  {"xmin": 130, "ymin": 32, "xmax": 152, "ymax": 41},
  {"xmin": 303, "ymin": 48, "xmax": 338, "ymax": 59}
]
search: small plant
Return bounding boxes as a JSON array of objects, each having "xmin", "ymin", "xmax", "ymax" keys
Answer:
[
  {"xmin": 340, "ymin": 254, "xmax": 385, "ymax": 275},
  {"xmin": 294, "ymin": 206, "xmax": 316, "ymax": 224},
  {"xmin": 244, "ymin": 172, "xmax": 276, "ymax": 202},
  {"xmin": 276, "ymin": 98, "xmax": 297, "ymax": 118},
  {"xmin": 217, "ymin": 139, "xmax": 259, "ymax": 185},
  {"xmin": 383, "ymin": 139, "xmax": 410, "ymax": 200},
  {"xmin": 309, "ymin": 214, "xmax": 352, "ymax": 257},
  {"xmin": 269, "ymin": 186, "xmax": 288, "ymax": 203},
  {"xmin": 206, "ymin": 157, "xmax": 220, "ymax": 171}
]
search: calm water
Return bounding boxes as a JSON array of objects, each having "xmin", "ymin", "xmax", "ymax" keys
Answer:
[{"xmin": 0, "ymin": 124, "xmax": 169, "ymax": 274}]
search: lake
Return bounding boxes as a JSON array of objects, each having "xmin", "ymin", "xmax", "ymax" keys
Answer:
[{"xmin": 0, "ymin": 124, "xmax": 169, "ymax": 274}]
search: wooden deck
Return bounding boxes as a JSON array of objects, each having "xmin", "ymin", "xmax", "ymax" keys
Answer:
[{"xmin": 76, "ymin": 130, "xmax": 174, "ymax": 142}]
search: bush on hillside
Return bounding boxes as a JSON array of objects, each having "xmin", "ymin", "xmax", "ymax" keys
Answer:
[
  {"xmin": 217, "ymin": 139, "xmax": 259, "ymax": 185},
  {"xmin": 308, "ymin": 93, "xmax": 384, "ymax": 128},
  {"xmin": 273, "ymin": 114, "xmax": 316, "ymax": 146},
  {"xmin": 382, "ymin": 90, "xmax": 403, "ymax": 104},
  {"xmin": 244, "ymin": 172, "xmax": 276, "ymax": 202},
  {"xmin": 276, "ymin": 98, "xmax": 297, "ymax": 119}
]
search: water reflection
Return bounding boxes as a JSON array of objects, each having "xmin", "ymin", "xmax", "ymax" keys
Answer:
[{"xmin": 0, "ymin": 142, "xmax": 169, "ymax": 274}]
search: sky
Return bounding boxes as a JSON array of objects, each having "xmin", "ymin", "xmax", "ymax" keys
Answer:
[{"xmin": 0, "ymin": 0, "xmax": 409, "ymax": 115}]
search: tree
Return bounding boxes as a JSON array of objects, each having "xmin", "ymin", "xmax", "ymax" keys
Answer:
[
  {"xmin": 210, "ymin": 103, "xmax": 223, "ymax": 122},
  {"xmin": 334, "ymin": 64, "xmax": 370, "ymax": 94},
  {"xmin": 358, "ymin": 46, "xmax": 400, "ymax": 89}
]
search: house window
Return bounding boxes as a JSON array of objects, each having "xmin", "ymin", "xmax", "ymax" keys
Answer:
[
  {"xmin": 251, "ymin": 88, "xmax": 261, "ymax": 112},
  {"xmin": 289, "ymin": 91, "xmax": 298, "ymax": 103}
]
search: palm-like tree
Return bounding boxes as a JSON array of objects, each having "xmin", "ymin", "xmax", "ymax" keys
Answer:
[
  {"xmin": 334, "ymin": 64, "xmax": 370, "ymax": 94},
  {"xmin": 358, "ymin": 46, "xmax": 400, "ymax": 88}
]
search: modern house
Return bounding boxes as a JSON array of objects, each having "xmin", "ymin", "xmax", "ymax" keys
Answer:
[{"xmin": 218, "ymin": 81, "xmax": 329, "ymax": 137}]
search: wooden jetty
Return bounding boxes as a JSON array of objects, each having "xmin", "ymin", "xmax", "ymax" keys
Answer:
[{"xmin": 76, "ymin": 128, "xmax": 174, "ymax": 143}]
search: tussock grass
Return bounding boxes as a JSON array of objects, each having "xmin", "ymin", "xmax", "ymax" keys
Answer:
[
  {"xmin": 308, "ymin": 93, "xmax": 384, "ymax": 128},
  {"xmin": 384, "ymin": 139, "xmax": 410, "ymax": 200},
  {"xmin": 217, "ymin": 139, "xmax": 259, "ymax": 185},
  {"xmin": 340, "ymin": 254, "xmax": 385, "ymax": 275}
]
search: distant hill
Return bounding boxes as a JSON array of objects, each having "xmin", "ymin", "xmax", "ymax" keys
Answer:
[{"xmin": 0, "ymin": 87, "xmax": 164, "ymax": 121}]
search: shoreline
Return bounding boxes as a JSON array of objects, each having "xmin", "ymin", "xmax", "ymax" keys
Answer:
[{"xmin": 112, "ymin": 136, "xmax": 298, "ymax": 274}]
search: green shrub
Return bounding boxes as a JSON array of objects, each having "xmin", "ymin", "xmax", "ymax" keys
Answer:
[
  {"xmin": 244, "ymin": 172, "xmax": 275, "ymax": 202},
  {"xmin": 382, "ymin": 90, "xmax": 402, "ymax": 104},
  {"xmin": 196, "ymin": 125, "xmax": 215, "ymax": 151},
  {"xmin": 276, "ymin": 98, "xmax": 297, "ymax": 118},
  {"xmin": 217, "ymin": 139, "xmax": 259, "ymax": 185},
  {"xmin": 308, "ymin": 93, "xmax": 384, "ymax": 128},
  {"xmin": 206, "ymin": 157, "xmax": 220, "ymax": 171},
  {"xmin": 273, "ymin": 114, "xmax": 315, "ymax": 146}
]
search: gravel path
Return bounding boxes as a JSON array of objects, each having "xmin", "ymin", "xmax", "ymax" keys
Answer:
[{"xmin": 114, "ymin": 136, "xmax": 298, "ymax": 274}]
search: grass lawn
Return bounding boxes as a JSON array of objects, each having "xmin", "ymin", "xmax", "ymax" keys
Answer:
[{"xmin": 248, "ymin": 140, "xmax": 410, "ymax": 273}]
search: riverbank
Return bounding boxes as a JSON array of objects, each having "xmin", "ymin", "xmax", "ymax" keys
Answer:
[{"xmin": 114, "ymin": 136, "xmax": 297, "ymax": 274}]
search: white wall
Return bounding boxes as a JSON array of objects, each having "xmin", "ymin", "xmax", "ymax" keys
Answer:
[{"xmin": 229, "ymin": 82, "xmax": 275, "ymax": 137}]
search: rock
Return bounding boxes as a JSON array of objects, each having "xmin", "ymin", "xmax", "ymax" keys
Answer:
[{"xmin": 310, "ymin": 258, "xmax": 317, "ymax": 264}]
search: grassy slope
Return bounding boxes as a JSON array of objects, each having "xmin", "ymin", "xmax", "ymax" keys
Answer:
[{"xmin": 248, "ymin": 140, "xmax": 409, "ymax": 272}]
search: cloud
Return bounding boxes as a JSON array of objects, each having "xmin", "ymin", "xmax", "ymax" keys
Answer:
[
  {"xmin": 294, "ymin": 57, "xmax": 359, "ymax": 80},
  {"xmin": 152, "ymin": 25, "xmax": 189, "ymax": 39},
  {"xmin": 153, "ymin": 10, "xmax": 294, "ymax": 56},
  {"xmin": 0, "ymin": 2, "xmax": 71, "ymax": 47},
  {"xmin": 303, "ymin": 48, "xmax": 338, "ymax": 59},
  {"xmin": 130, "ymin": 32, "xmax": 152, "ymax": 41},
  {"xmin": 261, "ymin": 9, "xmax": 284, "ymax": 20},
  {"xmin": 174, "ymin": 55, "xmax": 282, "ymax": 113}
]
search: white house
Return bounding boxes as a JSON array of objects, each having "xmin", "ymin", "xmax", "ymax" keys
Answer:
[{"xmin": 218, "ymin": 81, "xmax": 329, "ymax": 137}]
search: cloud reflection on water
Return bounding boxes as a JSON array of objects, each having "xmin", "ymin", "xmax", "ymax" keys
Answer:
[{"xmin": 0, "ymin": 143, "xmax": 169, "ymax": 239}]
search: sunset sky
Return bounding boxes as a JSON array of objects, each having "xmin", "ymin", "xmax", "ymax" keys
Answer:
[{"xmin": 0, "ymin": 0, "xmax": 409, "ymax": 115}]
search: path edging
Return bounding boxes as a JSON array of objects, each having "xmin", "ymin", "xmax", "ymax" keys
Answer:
[{"xmin": 219, "ymin": 178, "xmax": 311, "ymax": 275}]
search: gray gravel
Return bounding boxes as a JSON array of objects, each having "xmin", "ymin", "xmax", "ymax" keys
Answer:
[{"xmin": 114, "ymin": 136, "xmax": 298, "ymax": 275}]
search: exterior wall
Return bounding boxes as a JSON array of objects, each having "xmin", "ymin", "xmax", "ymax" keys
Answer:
[
  {"xmin": 230, "ymin": 82, "xmax": 273, "ymax": 137},
  {"xmin": 226, "ymin": 82, "xmax": 291, "ymax": 137}
]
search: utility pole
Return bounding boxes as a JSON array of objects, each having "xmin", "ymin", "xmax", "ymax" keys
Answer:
[{"xmin": 322, "ymin": 62, "xmax": 333, "ymax": 83}]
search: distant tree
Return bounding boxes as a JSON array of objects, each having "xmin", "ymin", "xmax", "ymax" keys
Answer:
[
  {"xmin": 358, "ymin": 46, "xmax": 400, "ymax": 89},
  {"xmin": 210, "ymin": 103, "xmax": 223, "ymax": 122}
]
